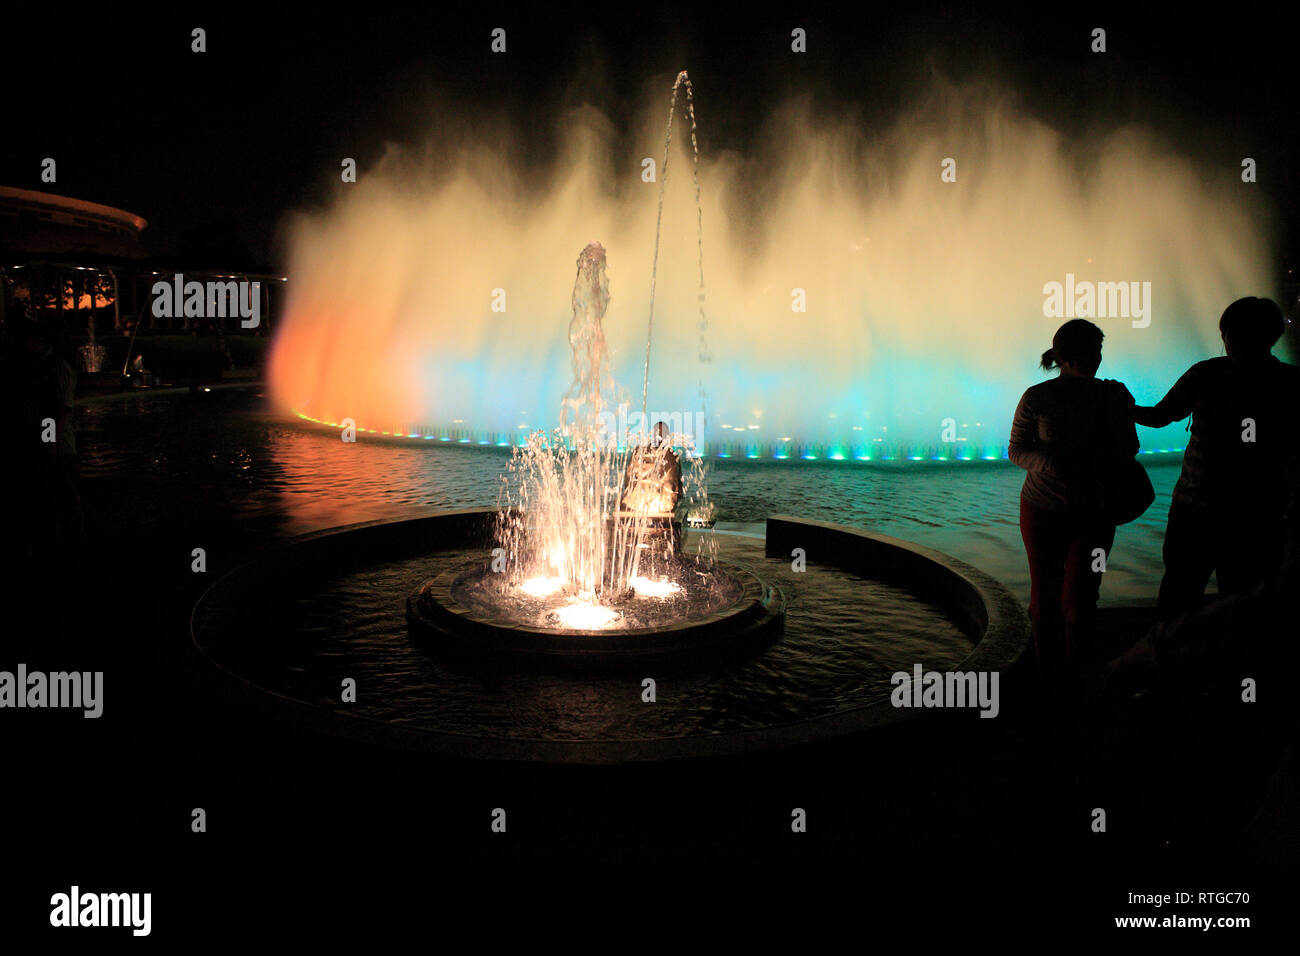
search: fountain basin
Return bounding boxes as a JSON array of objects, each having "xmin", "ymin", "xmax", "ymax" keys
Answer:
[
  {"xmin": 407, "ymin": 555, "xmax": 785, "ymax": 672},
  {"xmin": 190, "ymin": 509, "xmax": 1027, "ymax": 763}
]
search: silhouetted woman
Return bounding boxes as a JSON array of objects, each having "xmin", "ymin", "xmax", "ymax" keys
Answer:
[{"xmin": 1009, "ymin": 319, "xmax": 1138, "ymax": 680}]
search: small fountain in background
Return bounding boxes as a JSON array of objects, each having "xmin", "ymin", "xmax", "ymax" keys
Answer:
[{"xmin": 79, "ymin": 312, "xmax": 106, "ymax": 373}]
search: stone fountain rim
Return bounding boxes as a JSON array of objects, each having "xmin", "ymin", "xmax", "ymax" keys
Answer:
[{"xmin": 409, "ymin": 556, "xmax": 771, "ymax": 653}]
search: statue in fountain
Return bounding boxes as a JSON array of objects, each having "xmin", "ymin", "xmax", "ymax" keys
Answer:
[{"xmin": 618, "ymin": 420, "xmax": 684, "ymax": 552}]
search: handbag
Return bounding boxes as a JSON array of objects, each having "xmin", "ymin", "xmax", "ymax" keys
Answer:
[{"xmin": 1103, "ymin": 456, "xmax": 1155, "ymax": 525}]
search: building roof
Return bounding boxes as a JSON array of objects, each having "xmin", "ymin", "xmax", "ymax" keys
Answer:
[
  {"xmin": 0, "ymin": 185, "xmax": 147, "ymax": 232},
  {"xmin": 0, "ymin": 185, "xmax": 150, "ymax": 259}
]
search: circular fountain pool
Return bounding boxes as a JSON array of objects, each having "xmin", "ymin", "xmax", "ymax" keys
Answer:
[{"xmin": 191, "ymin": 509, "xmax": 1027, "ymax": 763}]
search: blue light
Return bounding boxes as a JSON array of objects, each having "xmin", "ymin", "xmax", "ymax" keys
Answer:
[{"xmin": 298, "ymin": 407, "xmax": 1193, "ymax": 471}]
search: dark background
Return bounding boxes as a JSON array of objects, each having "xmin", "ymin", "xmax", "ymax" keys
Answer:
[{"xmin": 3, "ymin": 3, "xmax": 1296, "ymax": 273}]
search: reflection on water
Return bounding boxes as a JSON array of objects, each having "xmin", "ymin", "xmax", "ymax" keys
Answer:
[{"xmin": 77, "ymin": 388, "xmax": 1177, "ymax": 604}]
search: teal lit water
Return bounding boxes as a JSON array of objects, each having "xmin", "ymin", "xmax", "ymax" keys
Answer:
[{"xmin": 78, "ymin": 387, "xmax": 1179, "ymax": 607}]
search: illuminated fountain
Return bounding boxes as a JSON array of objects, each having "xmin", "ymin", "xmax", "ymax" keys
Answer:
[
  {"xmin": 405, "ymin": 71, "xmax": 780, "ymax": 657},
  {"xmin": 499, "ymin": 240, "xmax": 680, "ymax": 613},
  {"xmin": 269, "ymin": 74, "xmax": 1276, "ymax": 461},
  {"xmin": 406, "ymin": 239, "xmax": 781, "ymax": 662}
]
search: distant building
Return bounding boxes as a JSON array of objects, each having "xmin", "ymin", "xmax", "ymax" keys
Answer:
[
  {"xmin": 0, "ymin": 185, "xmax": 149, "ymax": 259},
  {"xmin": 1, "ymin": 186, "xmax": 284, "ymax": 348}
]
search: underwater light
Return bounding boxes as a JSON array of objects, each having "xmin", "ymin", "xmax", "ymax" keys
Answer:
[{"xmin": 555, "ymin": 602, "xmax": 620, "ymax": 630}]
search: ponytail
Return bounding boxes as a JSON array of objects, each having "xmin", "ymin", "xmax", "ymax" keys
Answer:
[{"xmin": 1039, "ymin": 348, "xmax": 1057, "ymax": 371}]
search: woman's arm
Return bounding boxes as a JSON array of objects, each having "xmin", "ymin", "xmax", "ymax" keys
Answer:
[
  {"xmin": 1134, "ymin": 367, "xmax": 1197, "ymax": 428},
  {"xmin": 1008, "ymin": 391, "xmax": 1053, "ymax": 472},
  {"xmin": 1131, "ymin": 405, "xmax": 1166, "ymax": 427}
]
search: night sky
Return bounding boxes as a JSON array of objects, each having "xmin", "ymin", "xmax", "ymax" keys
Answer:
[{"xmin": 4, "ymin": 5, "xmax": 1296, "ymax": 272}]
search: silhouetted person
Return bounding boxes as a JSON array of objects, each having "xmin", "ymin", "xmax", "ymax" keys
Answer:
[
  {"xmin": 1133, "ymin": 297, "xmax": 1300, "ymax": 614},
  {"xmin": 1010, "ymin": 319, "xmax": 1139, "ymax": 680},
  {"xmin": 20, "ymin": 319, "xmax": 83, "ymax": 565}
]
